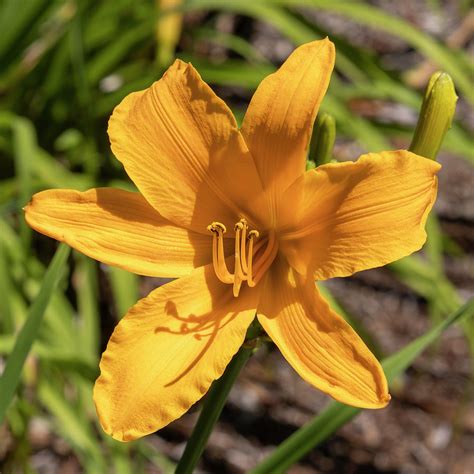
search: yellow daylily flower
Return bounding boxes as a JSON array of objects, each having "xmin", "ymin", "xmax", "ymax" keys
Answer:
[{"xmin": 25, "ymin": 38, "xmax": 440, "ymax": 442}]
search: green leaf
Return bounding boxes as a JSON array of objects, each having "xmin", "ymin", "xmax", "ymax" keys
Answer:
[
  {"xmin": 0, "ymin": 243, "xmax": 70, "ymax": 423},
  {"xmin": 251, "ymin": 299, "xmax": 474, "ymax": 473}
]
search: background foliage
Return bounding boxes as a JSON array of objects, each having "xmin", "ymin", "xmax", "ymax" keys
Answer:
[{"xmin": 0, "ymin": 0, "xmax": 473, "ymax": 472}]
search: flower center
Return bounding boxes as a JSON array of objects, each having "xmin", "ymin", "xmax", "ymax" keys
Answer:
[{"xmin": 207, "ymin": 219, "xmax": 276, "ymax": 297}]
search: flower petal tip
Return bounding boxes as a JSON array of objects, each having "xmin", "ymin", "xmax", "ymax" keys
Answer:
[
  {"xmin": 93, "ymin": 379, "xmax": 144, "ymax": 443},
  {"xmin": 308, "ymin": 36, "xmax": 335, "ymax": 56},
  {"xmin": 349, "ymin": 390, "xmax": 391, "ymax": 410},
  {"xmin": 170, "ymin": 57, "xmax": 188, "ymax": 71},
  {"xmin": 376, "ymin": 392, "xmax": 391, "ymax": 409},
  {"xmin": 23, "ymin": 193, "xmax": 37, "ymax": 211},
  {"xmin": 322, "ymin": 36, "xmax": 335, "ymax": 47}
]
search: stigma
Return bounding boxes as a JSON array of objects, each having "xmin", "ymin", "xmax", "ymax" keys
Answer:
[{"xmin": 207, "ymin": 219, "xmax": 260, "ymax": 297}]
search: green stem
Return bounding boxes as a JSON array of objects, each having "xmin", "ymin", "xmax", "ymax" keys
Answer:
[{"xmin": 175, "ymin": 321, "xmax": 261, "ymax": 474}]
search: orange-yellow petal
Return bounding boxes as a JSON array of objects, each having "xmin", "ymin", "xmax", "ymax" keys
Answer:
[
  {"xmin": 108, "ymin": 60, "xmax": 268, "ymax": 234},
  {"xmin": 25, "ymin": 188, "xmax": 226, "ymax": 278},
  {"xmin": 279, "ymin": 150, "xmax": 441, "ymax": 279},
  {"xmin": 257, "ymin": 256, "xmax": 389, "ymax": 408},
  {"xmin": 240, "ymin": 38, "xmax": 335, "ymax": 199},
  {"xmin": 93, "ymin": 264, "xmax": 259, "ymax": 441}
]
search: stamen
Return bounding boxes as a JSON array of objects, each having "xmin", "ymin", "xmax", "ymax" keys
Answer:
[
  {"xmin": 207, "ymin": 222, "xmax": 233, "ymax": 284},
  {"xmin": 233, "ymin": 220, "xmax": 245, "ymax": 296},
  {"xmin": 246, "ymin": 230, "xmax": 259, "ymax": 287},
  {"xmin": 239, "ymin": 220, "xmax": 249, "ymax": 274},
  {"xmin": 208, "ymin": 220, "xmax": 272, "ymax": 296}
]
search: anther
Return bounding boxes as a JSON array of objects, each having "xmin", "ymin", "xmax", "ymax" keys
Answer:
[
  {"xmin": 234, "ymin": 218, "xmax": 247, "ymax": 231},
  {"xmin": 207, "ymin": 222, "xmax": 227, "ymax": 233}
]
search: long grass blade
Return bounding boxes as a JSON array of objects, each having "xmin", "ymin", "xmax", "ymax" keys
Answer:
[
  {"xmin": 11, "ymin": 117, "xmax": 36, "ymax": 250},
  {"xmin": 108, "ymin": 266, "xmax": 139, "ymax": 318},
  {"xmin": 0, "ymin": 228, "xmax": 14, "ymax": 333},
  {"xmin": 74, "ymin": 253, "xmax": 100, "ymax": 362},
  {"xmin": 0, "ymin": 243, "xmax": 70, "ymax": 423}
]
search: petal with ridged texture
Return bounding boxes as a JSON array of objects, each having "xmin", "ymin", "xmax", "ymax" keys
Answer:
[
  {"xmin": 24, "ymin": 188, "xmax": 226, "ymax": 277},
  {"xmin": 257, "ymin": 256, "xmax": 389, "ymax": 408},
  {"xmin": 279, "ymin": 151, "xmax": 440, "ymax": 279},
  {"xmin": 93, "ymin": 263, "xmax": 259, "ymax": 441},
  {"xmin": 241, "ymin": 38, "xmax": 335, "ymax": 211},
  {"xmin": 108, "ymin": 60, "xmax": 267, "ymax": 234}
]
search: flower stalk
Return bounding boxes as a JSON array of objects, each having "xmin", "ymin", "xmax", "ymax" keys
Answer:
[{"xmin": 175, "ymin": 320, "xmax": 262, "ymax": 474}]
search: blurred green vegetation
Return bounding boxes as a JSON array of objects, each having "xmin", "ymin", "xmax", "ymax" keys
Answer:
[{"xmin": 0, "ymin": 0, "xmax": 473, "ymax": 472}]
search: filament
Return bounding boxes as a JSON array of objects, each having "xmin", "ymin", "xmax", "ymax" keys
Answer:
[{"xmin": 207, "ymin": 222, "xmax": 233, "ymax": 284}]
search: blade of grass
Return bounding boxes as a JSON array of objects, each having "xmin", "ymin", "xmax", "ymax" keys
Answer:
[
  {"xmin": 0, "ymin": 335, "xmax": 97, "ymax": 380},
  {"xmin": 74, "ymin": 253, "xmax": 100, "ymax": 363},
  {"xmin": 193, "ymin": 27, "xmax": 271, "ymax": 65},
  {"xmin": 390, "ymin": 257, "xmax": 460, "ymax": 316},
  {"xmin": 251, "ymin": 298, "xmax": 474, "ymax": 473},
  {"xmin": 272, "ymin": 0, "xmax": 472, "ymax": 101},
  {"xmin": 107, "ymin": 266, "xmax": 139, "ymax": 318},
  {"xmin": 185, "ymin": 0, "xmax": 316, "ymax": 45},
  {"xmin": 138, "ymin": 440, "xmax": 176, "ymax": 473},
  {"xmin": 22, "ymin": 259, "xmax": 78, "ymax": 353},
  {"xmin": 187, "ymin": 0, "xmax": 470, "ymax": 99},
  {"xmin": 0, "ymin": 228, "xmax": 14, "ymax": 333},
  {"xmin": 424, "ymin": 215, "xmax": 444, "ymax": 276},
  {"xmin": 0, "ymin": 0, "xmax": 51, "ymax": 60},
  {"xmin": 179, "ymin": 55, "xmax": 272, "ymax": 89},
  {"xmin": 0, "ymin": 112, "xmax": 94, "ymax": 190},
  {"xmin": 0, "ymin": 243, "xmax": 70, "ymax": 423},
  {"xmin": 320, "ymin": 284, "xmax": 383, "ymax": 359},
  {"xmin": 104, "ymin": 438, "xmax": 135, "ymax": 474},
  {"xmin": 11, "ymin": 117, "xmax": 36, "ymax": 250},
  {"xmin": 86, "ymin": 22, "xmax": 154, "ymax": 85}
]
